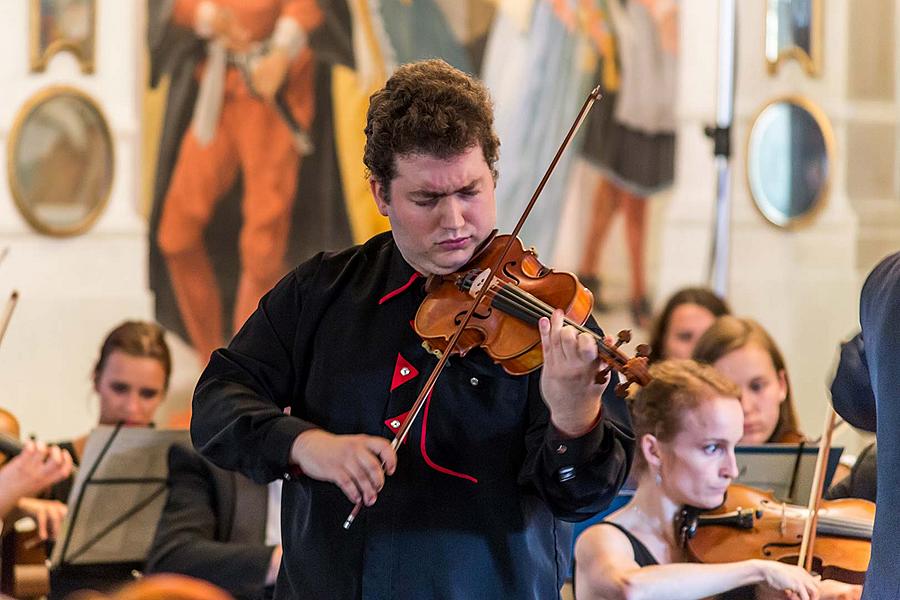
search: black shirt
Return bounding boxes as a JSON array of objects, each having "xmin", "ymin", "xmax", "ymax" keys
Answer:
[{"xmin": 191, "ymin": 232, "xmax": 635, "ymax": 599}]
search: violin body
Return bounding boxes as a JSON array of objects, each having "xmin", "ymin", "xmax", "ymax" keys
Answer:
[
  {"xmin": 684, "ymin": 483, "xmax": 874, "ymax": 585},
  {"xmin": 415, "ymin": 234, "xmax": 594, "ymax": 375}
]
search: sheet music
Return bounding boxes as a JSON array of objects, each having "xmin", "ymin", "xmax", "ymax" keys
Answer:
[{"xmin": 50, "ymin": 426, "xmax": 190, "ymax": 567}]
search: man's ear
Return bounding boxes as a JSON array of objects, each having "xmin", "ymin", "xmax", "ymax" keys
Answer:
[
  {"xmin": 370, "ymin": 178, "xmax": 389, "ymax": 217},
  {"xmin": 641, "ymin": 433, "xmax": 663, "ymax": 470}
]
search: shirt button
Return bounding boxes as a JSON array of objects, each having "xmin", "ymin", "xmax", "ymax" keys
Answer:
[
  {"xmin": 390, "ymin": 420, "xmax": 401, "ymax": 428},
  {"xmin": 283, "ymin": 472, "xmax": 293, "ymax": 481},
  {"xmin": 400, "ymin": 367, "xmax": 411, "ymax": 376},
  {"xmin": 470, "ymin": 377, "xmax": 479, "ymax": 386},
  {"xmin": 558, "ymin": 466, "xmax": 576, "ymax": 482},
  {"xmin": 556, "ymin": 444, "xmax": 567, "ymax": 454}
]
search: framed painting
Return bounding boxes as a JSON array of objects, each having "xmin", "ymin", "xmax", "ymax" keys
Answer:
[{"xmin": 31, "ymin": 0, "xmax": 95, "ymax": 73}]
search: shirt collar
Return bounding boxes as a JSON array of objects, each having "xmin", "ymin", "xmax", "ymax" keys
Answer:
[{"xmin": 379, "ymin": 242, "xmax": 423, "ymax": 305}]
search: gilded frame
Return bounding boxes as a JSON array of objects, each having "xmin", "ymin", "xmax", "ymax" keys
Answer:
[
  {"xmin": 765, "ymin": 0, "xmax": 822, "ymax": 77},
  {"xmin": 745, "ymin": 95, "xmax": 835, "ymax": 230},
  {"xmin": 30, "ymin": 0, "xmax": 96, "ymax": 74},
  {"xmin": 7, "ymin": 86, "xmax": 115, "ymax": 237}
]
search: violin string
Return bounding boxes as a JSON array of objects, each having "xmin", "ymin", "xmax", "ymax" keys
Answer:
[
  {"xmin": 762, "ymin": 506, "xmax": 872, "ymax": 538},
  {"xmin": 477, "ymin": 278, "xmax": 623, "ymax": 365},
  {"xmin": 472, "ymin": 279, "xmax": 622, "ymax": 364},
  {"xmin": 816, "ymin": 515, "xmax": 873, "ymax": 537}
]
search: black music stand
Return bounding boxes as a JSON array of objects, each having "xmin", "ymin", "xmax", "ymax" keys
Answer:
[
  {"xmin": 734, "ymin": 443, "xmax": 843, "ymax": 504},
  {"xmin": 48, "ymin": 425, "xmax": 189, "ymax": 599}
]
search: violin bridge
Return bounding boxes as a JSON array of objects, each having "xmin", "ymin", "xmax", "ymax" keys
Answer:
[{"xmin": 468, "ymin": 268, "xmax": 492, "ymax": 298}]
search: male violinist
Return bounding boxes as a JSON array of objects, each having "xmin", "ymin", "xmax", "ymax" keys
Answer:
[{"xmin": 191, "ymin": 58, "xmax": 635, "ymax": 599}]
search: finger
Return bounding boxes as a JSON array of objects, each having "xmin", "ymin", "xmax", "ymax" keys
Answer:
[
  {"xmin": 46, "ymin": 444, "xmax": 62, "ymax": 466},
  {"xmin": 576, "ymin": 331, "xmax": 599, "ymax": 363},
  {"xmin": 346, "ymin": 459, "xmax": 380, "ymax": 506},
  {"xmin": 35, "ymin": 511, "xmax": 48, "ymax": 541},
  {"xmin": 354, "ymin": 449, "xmax": 385, "ymax": 495},
  {"xmin": 800, "ymin": 580, "xmax": 814, "ymax": 600},
  {"xmin": 549, "ymin": 309, "xmax": 566, "ymax": 359},
  {"xmin": 369, "ymin": 439, "xmax": 398, "ymax": 476},
  {"xmin": 558, "ymin": 323, "xmax": 579, "ymax": 363},
  {"xmin": 60, "ymin": 449, "xmax": 74, "ymax": 475},
  {"xmin": 334, "ymin": 473, "xmax": 362, "ymax": 505},
  {"xmin": 538, "ymin": 317, "xmax": 554, "ymax": 367}
]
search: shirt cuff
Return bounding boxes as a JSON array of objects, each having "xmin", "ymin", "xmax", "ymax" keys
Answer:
[
  {"xmin": 545, "ymin": 413, "xmax": 606, "ymax": 482},
  {"xmin": 262, "ymin": 415, "xmax": 319, "ymax": 481},
  {"xmin": 271, "ymin": 16, "xmax": 308, "ymax": 60}
]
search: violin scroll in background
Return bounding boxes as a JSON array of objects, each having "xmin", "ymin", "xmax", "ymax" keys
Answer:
[{"xmin": 415, "ymin": 233, "xmax": 651, "ymax": 396}]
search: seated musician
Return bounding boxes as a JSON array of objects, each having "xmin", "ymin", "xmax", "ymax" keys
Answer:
[
  {"xmin": 574, "ymin": 359, "xmax": 861, "ymax": 600},
  {"xmin": 692, "ymin": 316, "xmax": 804, "ymax": 444},
  {"xmin": 45, "ymin": 321, "xmax": 171, "ymax": 598},
  {"xmin": 646, "ymin": 287, "xmax": 731, "ymax": 364},
  {"xmin": 50, "ymin": 320, "xmax": 172, "ymax": 502},
  {"xmin": 145, "ymin": 443, "xmax": 281, "ymax": 600}
]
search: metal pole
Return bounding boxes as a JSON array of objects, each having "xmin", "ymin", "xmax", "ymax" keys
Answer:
[{"xmin": 707, "ymin": 0, "xmax": 737, "ymax": 297}]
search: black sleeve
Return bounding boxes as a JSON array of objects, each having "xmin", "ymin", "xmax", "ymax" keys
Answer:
[
  {"xmin": 518, "ymin": 316, "xmax": 636, "ymax": 521},
  {"xmin": 191, "ymin": 263, "xmax": 321, "ymax": 483},
  {"xmin": 145, "ymin": 444, "xmax": 274, "ymax": 598},
  {"xmin": 825, "ymin": 442, "xmax": 877, "ymax": 503},
  {"xmin": 830, "ymin": 333, "xmax": 876, "ymax": 433}
]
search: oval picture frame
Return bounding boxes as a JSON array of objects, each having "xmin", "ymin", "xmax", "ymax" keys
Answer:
[
  {"xmin": 746, "ymin": 95, "xmax": 834, "ymax": 229},
  {"xmin": 7, "ymin": 86, "xmax": 114, "ymax": 237}
]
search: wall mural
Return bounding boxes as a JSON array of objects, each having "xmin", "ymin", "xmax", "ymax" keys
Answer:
[{"xmin": 143, "ymin": 0, "xmax": 679, "ymax": 371}]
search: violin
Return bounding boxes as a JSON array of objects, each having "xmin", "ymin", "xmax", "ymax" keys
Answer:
[
  {"xmin": 415, "ymin": 232, "xmax": 651, "ymax": 392},
  {"xmin": 679, "ymin": 483, "xmax": 874, "ymax": 585}
]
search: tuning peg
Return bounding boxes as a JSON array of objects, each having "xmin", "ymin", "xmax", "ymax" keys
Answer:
[
  {"xmin": 615, "ymin": 381, "xmax": 632, "ymax": 397},
  {"xmin": 635, "ymin": 343, "xmax": 651, "ymax": 358},
  {"xmin": 615, "ymin": 330, "xmax": 632, "ymax": 347}
]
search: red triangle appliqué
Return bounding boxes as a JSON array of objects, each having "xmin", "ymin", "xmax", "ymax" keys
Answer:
[{"xmin": 390, "ymin": 353, "xmax": 419, "ymax": 391}]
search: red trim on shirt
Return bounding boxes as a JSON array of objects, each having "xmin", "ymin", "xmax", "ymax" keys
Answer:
[
  {"xmin": 420, "ymin": 390, "xmax": 478, "ymax": 484},
  {"xmin": 378, "ymin": 272, "xmax": 421, "ymax": 304}
]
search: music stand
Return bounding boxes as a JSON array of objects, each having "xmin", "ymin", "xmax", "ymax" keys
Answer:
[
  {"xmin": 48, "ymin": 424, "xmax": 189, "ymax": 598},
  {"xmin": 734, "ymin": 443, "xmax": 843, "ymax": 505}
]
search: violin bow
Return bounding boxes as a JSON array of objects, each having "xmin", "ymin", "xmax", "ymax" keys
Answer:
[
  {"xmin": 0, "ymin": 291, "xmax": 19, "ymax": 348},
  {"xmin": 342, "ymin": 86, "xmax": 603, "ymax": 530},
  {"xmin": 798, "ymin": 404, "xmax": 838, "ymax": 571}
]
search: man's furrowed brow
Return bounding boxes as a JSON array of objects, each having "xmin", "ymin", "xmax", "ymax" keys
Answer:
[{"xmin": 411, "ymin": 180, "xmax": 480, "ymax": 199}]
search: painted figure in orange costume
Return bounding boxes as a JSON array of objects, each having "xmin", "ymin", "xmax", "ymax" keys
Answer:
[{"xmin": 157, "ymin": 0, "xmax": 323, "ymax": 363}]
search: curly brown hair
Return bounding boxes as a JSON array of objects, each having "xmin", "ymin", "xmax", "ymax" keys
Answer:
[
  {"xmin": 363, "ymin": 59, "xmax": 500, "ymax": 200},
  {"xmin": 630, "ymin": 359, "xmax": 740, "ymax": 473}
]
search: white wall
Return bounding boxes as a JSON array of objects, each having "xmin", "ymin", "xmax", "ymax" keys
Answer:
[
  {"xmin": 0, "ymin": 1, "xmax": 153, "ymax": 440},
  {"xmin": 657, "ymin": 1, "xmax": 877, "ymax": 451}
]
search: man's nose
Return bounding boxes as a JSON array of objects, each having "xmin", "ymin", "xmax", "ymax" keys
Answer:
[{"xmin": 439, "ymin": 197, "xmax": 465, "ymax": 230}]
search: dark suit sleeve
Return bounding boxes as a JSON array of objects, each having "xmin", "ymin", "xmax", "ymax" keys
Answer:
[
  {"xmin": 518, "ymin": 316, "xmax": 636, "ymax": 521},
  {"xmin": 145, "ymin": 444, "xmax": 274, "ymax": 598}
]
